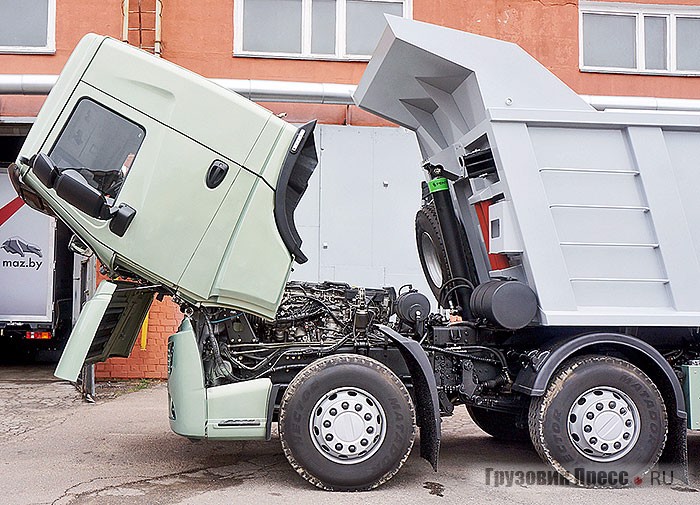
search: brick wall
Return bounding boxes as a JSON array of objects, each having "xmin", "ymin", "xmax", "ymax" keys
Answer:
[{"xmin": 95, "ymin": 298, "xmax": 183, "ymax": 380}]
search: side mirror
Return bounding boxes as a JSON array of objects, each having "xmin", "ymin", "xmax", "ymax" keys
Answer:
[
  {"xmin": 31, "ymin": 153, "xmax": 60, "ymax": 188},
  {"xmin": 68, "ymin": 234, "xmax": 94, "ymax": 258},
  {"xmin": 54, "ymin": 170, "xmax": 112, "ymax": 220}
]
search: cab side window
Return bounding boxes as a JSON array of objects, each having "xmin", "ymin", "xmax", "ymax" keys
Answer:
[{"xmin": 50, "ymin": 99, "xmax": 145, "ymax": 200}]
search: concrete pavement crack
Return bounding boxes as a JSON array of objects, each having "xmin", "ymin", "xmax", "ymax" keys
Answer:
[{"xmin": 49, "ymin": 459, "xmax": 256, "ymax": 505}]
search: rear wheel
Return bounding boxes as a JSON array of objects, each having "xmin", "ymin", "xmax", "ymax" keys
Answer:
[
  {"xmin": 529, "ymin": 355, "xmax": 667, "ymax": 486},
  {"xmin": 467, "ymin": 405, "xmax": 530, "ymax": 442},
  {"xmin": 279, "ymin": 354, "xmax": 416, "ymax": 491}
]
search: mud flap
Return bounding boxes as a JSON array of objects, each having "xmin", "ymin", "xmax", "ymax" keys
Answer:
[{"xmin": 376, "ymin": 325, "xmax": 440, "ymax": 470}]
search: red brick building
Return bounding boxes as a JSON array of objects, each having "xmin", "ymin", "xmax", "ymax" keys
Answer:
[{"xmin": 1, "ymin": 0, "xmax": 699, "ymax": 378}]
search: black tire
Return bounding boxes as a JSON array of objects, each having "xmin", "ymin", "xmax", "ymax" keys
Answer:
[
  {"xmin": 415, "ymin": 203, "xmax": 450, "ymax": 301},
  {"xmin": 529, "ymin": 355, "xmax": 667, "ymax": 486},
  {"xmin": 467, "ymin": 405, "xmax": 530, "ymax": 442},
  {"xmin": 279, "ymin": 354, "xmax": 416, "ymax": 491}
]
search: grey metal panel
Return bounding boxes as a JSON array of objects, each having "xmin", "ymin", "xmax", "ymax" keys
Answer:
[
  {"xmin": 551, "ymin": 207, "xmax": 656, "ymax": 245},
  {"xmin": 290, "ymin": 125, "xmax": 432, "ymax": 300},
  {"xmin": 571, "ymin": 280, "xmax": 671, "ymax": 308},
  {"xmin": 318, "ymin": 126, "xmax": 374, "ymax": 271},
  {"xmin": 626, "ymin": 126, "xmax": 700, "ymax": 312},
  {"xmin": 540, "ymin": 171, "xmax": 645, "ymax": 208},
  {"xmin": 529, "ymin": 127, "xmax": 636, "ymax": 171},
  {"xmin": 561, "ymin": 245, "xmax": 665, "ymax": 280},
  {"xmin": 665, "ymin": 131, "xmax": 700, "ymax": 260},
  {"xmin": 489, "ymin": 121, "xmax": 578, "ymax": 313}
]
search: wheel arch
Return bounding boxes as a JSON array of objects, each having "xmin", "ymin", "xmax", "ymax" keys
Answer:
[
  {"xmin": 513, "ymin": 331, "xmax": 688, "ymax": 482},
  {"xmin": 375, "ymin": 324, "xmax": 441, "ymax": 471}
]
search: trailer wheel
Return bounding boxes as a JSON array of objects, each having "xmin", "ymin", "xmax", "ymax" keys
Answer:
[
  {"xmin": 279, "ymin": 354, "xmax": 416, "ymax": 491},
  {"xmin": 467, "ymin": 406, "xmax": 530, "ymax": 442},
  {"xmin": 415, "ymin": 203, "xmax": 450, "ymax": 300},
  {"xmin": 529, "ymin": 355, "xmax": 667, "ymax": 486}
]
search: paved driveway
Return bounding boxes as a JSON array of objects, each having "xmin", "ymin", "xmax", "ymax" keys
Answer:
[{"xmin": 0, "ymin": 365, "xmax": 698, "ymax": 505}]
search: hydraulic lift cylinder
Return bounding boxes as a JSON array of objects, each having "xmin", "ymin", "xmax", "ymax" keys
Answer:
[{"xmin": 427, "ymin": 172, "xmax": 474, "ymax": 319}]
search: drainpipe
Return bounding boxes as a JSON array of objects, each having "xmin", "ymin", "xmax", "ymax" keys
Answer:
[
  {"xmin": 0, "ymin": 74, "xmax": 356, "ymax": 104},
  {"xmin": 3, "ymin": 74, "xmax": 700, "ymax": 111}
]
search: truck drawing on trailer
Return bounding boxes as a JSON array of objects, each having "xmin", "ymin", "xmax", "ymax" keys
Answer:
[{"xmin": 8, "ymin": 17, "xmax": 700, "ymax": 491}]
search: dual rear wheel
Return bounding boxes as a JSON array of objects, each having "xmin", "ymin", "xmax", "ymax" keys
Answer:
[
  {"xmin": 470, "ymin": 355, "xmax": 668, "ymax": 485},
  {"xmin": 529, "ymin": 355, "xmax": 668, "ymax": 485}
]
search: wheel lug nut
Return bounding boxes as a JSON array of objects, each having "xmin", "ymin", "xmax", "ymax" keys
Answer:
[
  {"xmin": 325, "ymin": 434, "xmax": 333, "ymax": 441},
  {"xmin": 586, "ymin": 412, "xmax": 594, "ymax": 420},
  {"xmin": 608, "ymin": 401, "xmax": 616, "ymax": 409},
  {"xmin": 349, "ymin": 445, "xmax": 356, "ymax": 452},
  {"xmin": 367, "ymin": 426, "xmax": 374, "ymax": 434},
  {"xmin": 623, "ymin": 432, "xmax": 631, "ymax": 440},
  {"xmin": 342, "ymin": 402, "xmax": 349, "ymax": 410},
  {"xmin": 589, "ymin": 437, "xmax": 597, "ymax": 445},
  {"xmin": 360, "ymin": 439, "xmax": 368, "ymax": 446},
  {"xmin": 584, "ymin": 425, "xmax": 592, "ymax": 433},
  {"xmin": 620, "ymin": 407, "xmax": 627, "ymax": 415},
  {"xmin": 335, "ymin": 443, "xmax": 343, "ymax": 451},
  {"xmin": 601, "ymin": 443, "xmax": 609, "ymax": 451},
  {"xmin": 329, "ymin": 408, "xmax": 337, "ymax": 416},
  {"xmin": 596, "ymin": 403, "xmax": 604, "ymax": 411},
  {"xmin": 614, "ymin": 442, "xmax": 621, "ymax": 450},
  {"xmin": 625, "ymin": 419, "xmax": 632, "ymax": 427},
  {"xmin": 364, "ymin": 413, "xmax": 372, "ymax": 421},
  {"xmin": 355, "ymin": 404, "xmax": 362, "ymax": 411}
]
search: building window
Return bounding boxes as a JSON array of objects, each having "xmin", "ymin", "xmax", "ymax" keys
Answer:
[
  {"xmin": 234, "ymin": 0, "xmax": 411, "ymax": 60},
  {"xmin": 0, "ymin": 0, "xmax": 56, "ymax": 54},
  {"xmin": 580, "ymin": 1, "xmax": 700, "ymax": 75}
]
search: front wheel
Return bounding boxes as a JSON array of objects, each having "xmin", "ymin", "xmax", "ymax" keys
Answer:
[
  {"xmin": 529, "ymin": 355, "xmax": 667, "ymax": 486},
  {"xmin": 279, "ymin": 354, "xmax": 416, "ymax": 491}
]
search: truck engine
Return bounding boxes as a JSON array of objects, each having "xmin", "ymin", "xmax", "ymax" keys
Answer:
[{"xmin": 197, "ymin": 281, "xmax": 399, "ymax": 387}]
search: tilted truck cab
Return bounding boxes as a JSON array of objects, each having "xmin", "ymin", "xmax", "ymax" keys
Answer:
[
  {"xmin": 11, "ymin": 19, "xmax": 700, "ymax": 492},
  {"xmin": 12, "ymin": 34, "xmax": 316, "ymax": 326}
]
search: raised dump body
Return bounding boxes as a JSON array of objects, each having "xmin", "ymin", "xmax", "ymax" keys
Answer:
[{"xmin": 355, "ymin": 16, "xmax": 700, "ymax": 327}]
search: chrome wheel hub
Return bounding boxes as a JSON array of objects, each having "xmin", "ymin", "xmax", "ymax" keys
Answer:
[
  {"xmin": 309, "ymin": 387, "xmax": 386, "ymax": 465},
  {"xmin": 567, "ymin": 386, "xmax": 640, "ymax": 462}
]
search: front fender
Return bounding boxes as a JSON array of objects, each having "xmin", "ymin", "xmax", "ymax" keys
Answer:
[{"xmin": 376, "ymin": 325, "xmax": 440, "ymax": 471}]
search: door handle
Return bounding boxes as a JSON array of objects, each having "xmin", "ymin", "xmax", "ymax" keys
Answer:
[{"xmin": 206, "ymin": 160, "xmax": 229, "ymax": 189}]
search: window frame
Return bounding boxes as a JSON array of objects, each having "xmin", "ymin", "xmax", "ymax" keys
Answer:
[
  {"xmin": 579, "ymin": 1, "xmax": 700, "ymax": 76},
  {"xmin": 233, "ymin": 0, "xmax": 412, "ymax": 61},
  {"xmin": 0, "ymin": 0, "xmax": 56, "ymax": 54},
  {"xmin": 49, "ymin": 97, "xmax": 146, "ymax": 201}
]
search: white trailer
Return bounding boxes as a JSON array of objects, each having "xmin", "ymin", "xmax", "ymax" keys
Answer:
[{"xmin": 0, "ymin": 126, "xmax": 85, "ymax": 360}]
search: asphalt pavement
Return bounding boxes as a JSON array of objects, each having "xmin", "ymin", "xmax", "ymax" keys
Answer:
[{"xmin": 1, "ymin": 365, "xmax": 698, "ymax": 505}]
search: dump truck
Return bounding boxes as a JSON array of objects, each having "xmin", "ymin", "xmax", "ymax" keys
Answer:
[{"xmin": 8, "ymin": 16, "xmax": 700, "ymax": 491}]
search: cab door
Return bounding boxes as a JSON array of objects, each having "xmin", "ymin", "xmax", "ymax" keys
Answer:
[{"xmin": 35, "ymin": 84, "xmax": 251, "ymax": 289}]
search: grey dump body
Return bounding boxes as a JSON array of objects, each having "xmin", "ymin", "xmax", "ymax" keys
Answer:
[{"xmin": 355, "ymin": 16, "xmax": 700, "ymax": 328}]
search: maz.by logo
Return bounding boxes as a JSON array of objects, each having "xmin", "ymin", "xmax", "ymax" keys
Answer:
[{"xmin": 1, "ymin": 236, "xmax": 43, "ymax": 270}]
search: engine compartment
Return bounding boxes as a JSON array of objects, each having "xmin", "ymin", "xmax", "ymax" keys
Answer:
[{"xmin": 190, "ymin": 280, "xmax": 522, "ymax": 417}]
